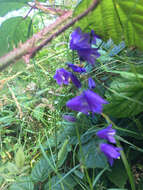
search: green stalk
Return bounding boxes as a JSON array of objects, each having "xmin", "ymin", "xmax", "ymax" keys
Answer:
[
  {"xmin": 116, "ymin": 140, "xmax": 135, "ymax": 190},
  {"xmin": 75, "ymin": 125, "xmax": 94, "ymax": 190}
]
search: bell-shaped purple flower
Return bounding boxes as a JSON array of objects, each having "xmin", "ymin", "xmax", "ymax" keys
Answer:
[
  {"xmin": 67, "ymin": 63, "xmax": 86, "ymax": 73},
  {"xmin": 70, "ymin": 28, "xmax": 100, "ymax": 65},
  {"xmin": 66, "ymin": 90, "xmax": 108, "ymax": 115},
  {"xmin": 88, "ymin": 77, "xmax": 96, "ymax": 89},
  {"xmin": 100, "ymin": 143, "xmax": 121, "ymax": 166},
  {"xmin": 70, "ymin": 27, "xmax": 91, "ymax": 50},
  {"xmin": 54, "ymin": 68, "xmax": 70, "ymax": 86},
  {"xmin": 54, "ymin": 68, "xmax": 81, "ymax": 88},
  {"xmin": 63, "ymin": 115, "xmax": 76, "ymax": 122},
  {"xmin": 96, "ymin": 124, "xmax": 116, "ymax": 144}
]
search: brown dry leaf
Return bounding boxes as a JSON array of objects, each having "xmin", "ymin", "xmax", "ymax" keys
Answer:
[{"xmin": 41, "ymin": 98, "xmax": 55, "ymax": 111}]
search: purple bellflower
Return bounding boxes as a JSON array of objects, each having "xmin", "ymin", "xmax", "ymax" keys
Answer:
[
  {"xmin": 70, "ymin": 27, "xmax": 91, "ymax": 50},
  {"xmin": 70, "ymin": 28, "xmax": 100, "ymax": 65},
  {"xmin": 100, "ymin": 143, "xmax": 121, "ymax": 166},
  {"xmin": 54, "ymin": 68, "xmax": 81, "ymax": 88},
  {"xmin": 88, "ymin": 77, "xmax": 96, "ymax": 89},
  {"xmin": 54, "ymin": 68, "xmax": 70, "ymax": 86},
  {"xmin": 66, "ymin": 89, "xmax": 108, "ymax": 115},
  {"xmin": 67, "ymin": 63, "xmax": 86, "ymax": 73},
  {"xmin": 96, "ymin": 124, "xmax": 116, "ymax": 144},
  {"xmin": 63, "ymin": 115, "xmax": 76, "ymax": 122}
]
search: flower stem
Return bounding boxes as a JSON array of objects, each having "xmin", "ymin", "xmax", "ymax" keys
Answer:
[
  {"xmin": 116, "ymin": 140, "xmax": 136, "ymax": 190},
  {"xmin": 102, "ymin": 113, "xmax": 136, "ymax": 190}
]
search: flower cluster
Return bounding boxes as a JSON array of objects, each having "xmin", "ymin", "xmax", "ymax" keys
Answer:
[
  {"xmin": 96, "ymin": 124, "xmax": 121, "ymax": 166},
  {"xmin": 53, "ymin": 27, "xmax": 121, "ymax": 167}
]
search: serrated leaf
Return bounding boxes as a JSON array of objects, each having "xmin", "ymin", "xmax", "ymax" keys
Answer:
[
  {"xmin": 58, "ymin": 124, "xmax": 78, "ymax": 145},
  {"xmin": 78, "ymin": 139, "xmax": 107, "ymax": 169},
  {"xmin": 7, "ymin": 162, "xmax": 19, "ymax": 173},
  {"xmin": 107, "ymin": 160, "xmax": 128, "ymax": 188},
  {"xmin": 104, "ymin": 72, "xmax": 143, "ymax": 118},
  {"xmin": 74, "ymin": 0, "xmax": 143, "ymax": 50},
  {"xmin": 31, "ymin": 157, "xmax": 54, "ymax": 182},
  {"xmin": 0, "ymin": 16, "xmax": 33, "ymax": 57},
  {"xmin": 9, "ymin": 176, "xmax": 34, "ymax": 190},
  {"xmin": 44, "ymin": 173, "xmax": 76, "ymax": 190},
  {"xmin": 15, "ymin": 147, "xmax": 25, "ymax": 169}
]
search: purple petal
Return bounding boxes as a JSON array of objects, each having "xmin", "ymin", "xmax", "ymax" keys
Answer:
[
  {"xmin": 54, "ymin": 68, "xmax": 70, "ymax": 86},
  {"xmin": 66, "ymin": 90, "xmax": 108, "ymax": 115},
  {"xmin": 69, "ymin": 28, "xmax": 101, "ymax": 65},
  {"xmin": 107, "ymin": 157, "xmax": 114, "ymax": 166},
  {"xmin": 63, "ymin": 115, "xmax": 76, "ymax": 122},
  {"xmin": 84, "ymin": 90, "xmax": 108, "ymax": 114},
  {"xmin": 70, "ymin": 28, "xmax": 91, "ymax": 50},
  {"xmin": 108, "ymin": 136, "xmax": 116, "ymax": 144},
  {"xmin": 100, "ymin": 143, "xmax": 121, "ymax": 166},
  {"xmin": 70, "ymin": 73, "xmax": 81, "ymax": 88},
  {"xmin": 78, "ymin": 48, "xmax": 100, "ymax": 65},
  {"xmin": 90, "ymin": 30, "xmax": 100, "ymax": 45},
  {"xmin": 96, "ymin": 124, "xmax": 116, "ymax": 143},
  {"xmin": 66, "ymin": 93, "xmax": 90, "ymax": 114},
  {"xmin": 67, "ymin": 63, "xmax": 86, "ymax": 73},
  {"xmin": 88, "ymin": 77, "xmax": 96, "ymax": 89}
]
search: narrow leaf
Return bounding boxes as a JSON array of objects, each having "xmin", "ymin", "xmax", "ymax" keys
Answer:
[{"xmin": 57, "ymin": 139, "xmax": 69, "ymax": 167}]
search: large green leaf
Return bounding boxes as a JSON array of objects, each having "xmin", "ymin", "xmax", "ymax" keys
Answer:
[
  {"xmin": 31, "ymin": 157, "xmax": 54, "ymax": 182},
  {"xmin": 104, "ymin": 71, "xmax": 143, "ymax": 118},
  {"xmin": 106, "ymin": 160, "xmax": 128, "ymax": 188},
  {"xmin": 0, "ymin": 0, "xmax": 30, "ymax": 16},
  {"xmin": 74, "ymin": 0, "xmax": 143, "ymax": 50},
  {"xmin": 0, "ymin": 16, "xmax": 33, "ymax": 57},
  {"xmin": 44, "ymin": 173, "xmax": 77, "ymax": 190},
  {"xmin": 78, "ymin": 138, "xmax": 108, "ymax": 168},
  {"xmin": 9, "ymin": 176, "xmax": 34, "ymax": 190}
]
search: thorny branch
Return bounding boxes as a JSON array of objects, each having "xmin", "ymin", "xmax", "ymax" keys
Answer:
[
  {"xmin": 0, "ymin": 0, "xmax": 100, "ymax": 71},
  {"xmin": 35, "ymin": 0, "xmax": 67, "ymax": 15}
]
